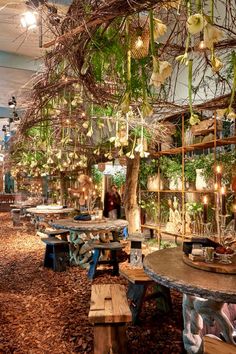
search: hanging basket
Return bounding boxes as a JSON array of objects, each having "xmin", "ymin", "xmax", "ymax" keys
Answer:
[
  {"xmin": 129, "ymin": 16, "xmax": 150, "ymax": 59},
  {"xmin": 98, "ymin": 163, "xmax": 106, "ymax": 172}
]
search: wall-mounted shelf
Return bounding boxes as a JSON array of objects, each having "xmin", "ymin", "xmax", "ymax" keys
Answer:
[
  {"xmin": 141, "ymin": 112, "xmax": 236, "ymax": 242},
  {"xmin": 152, "ymin": 135, "xmax": 236, "ymax": 156}
]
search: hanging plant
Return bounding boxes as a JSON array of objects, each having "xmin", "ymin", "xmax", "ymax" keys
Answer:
[{"xmin": 188, "ymin": 59, "xmax": 200, "ymax": 126}]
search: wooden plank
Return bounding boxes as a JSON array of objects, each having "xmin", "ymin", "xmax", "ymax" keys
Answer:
[
  {"xmin": 203, "ymin": 336, "xmax": 236, "ymax": 354},
  {"xmin": 89, "ymin": 284, "xmax": 131, "ymax": 324},
  {"xmin": 111, "ymin": 285, "xmax": 132, "ymax": 323},
  {"xmin": 120, "ymin": 267, "xmax": 153, "ymax": 284},
  {"xmin": 183, "ymin": 254, "xmax": 236, "ymax": 274}
]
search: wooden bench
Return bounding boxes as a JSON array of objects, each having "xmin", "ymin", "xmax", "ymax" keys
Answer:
[
  {"xmin": 120, "ymin": 265, "xmax": 172, "ymax": 323},
  {"xmin": 42, "ymin": 237, "xmax": 69, "ymax": 272},
  {"xmin": 203, "ymin": 335, "xmax": 236, "ymax": 354},
  {"xmin": 89, "ymin": 284, "xmax": 132, "ymax": 354},
  {"xmin": 88, "ymin": 242, "xmax": 124, "ymax": 280},
  {"xmin": 43, "ymin": 229, "xmax": 69, "ymax": 241}
]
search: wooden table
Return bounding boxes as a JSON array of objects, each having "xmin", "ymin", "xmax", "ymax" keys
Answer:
[
  {"xmin": 26, "ymin": 207, "xmax": 74, "ymax": 229},
  {"xmin": 50, "ymin": 218, "xmax": 128, "ymax": 267},
  {"xmin": 143, "ymin": 247, "xmax": 236, "ymax": 354}
]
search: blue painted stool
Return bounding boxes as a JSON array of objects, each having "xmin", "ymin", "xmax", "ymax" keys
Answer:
[
  {"xmin": 42, "ymin": 237, "xmax": 69, "ymax": 272},
  {"xmin": 88, "ymin": 242, "xmax": 124, "ymax": 280}
]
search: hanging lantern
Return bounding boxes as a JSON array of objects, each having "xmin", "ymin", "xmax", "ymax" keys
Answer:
[{"xmin": 98, "ymin": 162, "xmax": 106, "ymax": 172}]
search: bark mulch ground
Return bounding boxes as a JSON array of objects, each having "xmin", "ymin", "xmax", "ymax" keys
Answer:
[{"xmin": 0, "ymin": 213, "xmax": 184, "ymax": 354}]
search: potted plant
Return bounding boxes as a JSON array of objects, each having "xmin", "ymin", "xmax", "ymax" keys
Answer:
[
  {"xmin": 159, "ymin": 156, "xmax": 182, "ymax": 190},
  {"xmin": 139, "ymin": 159, "xmax": 161, "ymax": 190}
]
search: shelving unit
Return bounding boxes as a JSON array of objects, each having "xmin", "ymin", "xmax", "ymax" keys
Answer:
[{"xmin": 141, "ymin": 112, "xmax": 236, "ymax": 243}]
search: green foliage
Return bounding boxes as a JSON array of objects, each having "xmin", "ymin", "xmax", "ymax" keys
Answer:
[
  {"xmin": 140, "ymin": 197, "xmax": 158, "ymax": 223},
  {"xmin": 139, "ymin": 159, "xmax": 158, "ymax": 189},
  {"xmin": 159, "ymin": 156, "xmax": 182, "ymax": 183},
  {"xmin": 111, "ymin": 171, "xmax": 126, "ymax": 188},
  {"xmin": 91, "ymin": 166, "xmax": 103, "ymax": 185}
]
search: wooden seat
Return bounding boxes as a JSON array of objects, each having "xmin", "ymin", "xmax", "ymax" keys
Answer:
[
  {"xmin": 42, "ymin": 237, "xmax": 69, "ymax": 272},
  {"xmin": 88, "ymin": 242, "xmax": 124, "ymax": 280},
  {"xmin": 120, "ymin": 265, "xmax": 172, "ymax": 323},
  {"xmin": 11, "ymin": 208, "xmax": 22, "ymax": 226},
  {"xmin": 89, "ymin": 284, "xmax": 132, "ymax": 354},
  {"xmin": 203, "ymin": 335, "xmax": 236, "ymax": 354},
  {"xmin": 43, "ymin": 229, "xmax": 69, "ymax": 241}
]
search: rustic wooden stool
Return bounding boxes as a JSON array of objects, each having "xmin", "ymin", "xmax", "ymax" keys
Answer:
[
  {"xmin": 88, "ymin": 242, "xmax": 124, "ymax": 280},
  {"xmin": 11, "ymin": 208, "xmax": 21, "ymax": 226},
  {"xmin": 43, "ymin": 229, "xmax": 69, "ymax": 241},
  {"xmin": 120, "ymin": 266, "xmax": 172, "ymax": 323},
  {"xmin": 89, "ymin": 284, "xmax": 132, "ymax": 354},
  {"xmin": 42, "ymin": 237, "xmax": 69, "ymax": 272}
]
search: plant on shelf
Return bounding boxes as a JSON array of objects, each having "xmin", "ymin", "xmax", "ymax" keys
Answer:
[
  {"xmin": 185, "ymin": 154, "xmax": 215, "ymax": 190},
  {"xmin": 139, "ymin": 159, "xmax": 158, "ymax": 190},
  {"xmin": 140, "ymin": 197, "xmax": 158, "ymax": 224},
  {"xmin": 217, "ymin": 150, "xmax": 236, "ymax": 186},
  {"xmin": 159, "ymin": 155, "xmax": 182, "ymax": 190}
]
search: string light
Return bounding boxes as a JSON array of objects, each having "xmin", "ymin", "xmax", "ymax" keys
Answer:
[
  {"xmin": 21, "ymin": 11, "xmax": 38, "ymax": 29},
  {"xmin": 135, "ymin": 36, "xmax": 144, "ymax": 49}
]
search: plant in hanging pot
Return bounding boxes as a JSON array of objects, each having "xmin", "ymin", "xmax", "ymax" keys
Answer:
[{"xmin": 159, "ymin": 156, "xmax": 182, "ymax": 190}]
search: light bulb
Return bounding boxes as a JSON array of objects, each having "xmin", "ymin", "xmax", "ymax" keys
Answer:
[
  {"xmin": 21, "ymin": 11, "xmax": 37, "ymax": 30},
  {"xmin": 203, "ymin": 196, "xmax": 208, "ymax": 204},
  {"xmin": 199, "ymin": 40, "xmax": 206, "ymax": 50},
  {"xmin": 135, "ymin": 36, "xmax": 144, "ymax": 49}
]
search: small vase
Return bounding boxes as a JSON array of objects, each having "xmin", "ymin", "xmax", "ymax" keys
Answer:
[
  {"xmin": 195, "ymin": 169, "xmax": 207, "ymax": 190},
  {"xmin": 169, "ymin": 177, "xmax": 182, "ymax": 190},
  {"xmin": 147, "ymin": 174, "xmax": 163, "ymax": 191}
]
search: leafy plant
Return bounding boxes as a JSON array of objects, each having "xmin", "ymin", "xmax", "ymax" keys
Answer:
[
  {"xmin": 159, "ymin": 156, "xmax": 182, "ymax": 184},
  {"xmin": 91, "ymin": 166, "xmax": 103, "ymax": 185},
  {"xmin": 111, "ymin": 171, "xmax": 126, "ymax": 188},
  {"xmin": 139, "ymin": 159, "xmax": 158, "ymax": 189}
]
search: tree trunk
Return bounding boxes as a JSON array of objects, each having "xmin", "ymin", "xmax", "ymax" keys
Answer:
[{"xmin": 124, "ymin": 153, "xmax": 141, "ymax": 234}]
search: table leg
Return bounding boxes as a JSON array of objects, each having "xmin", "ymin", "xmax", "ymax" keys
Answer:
[{"xmin": 182, "ymin": 294, "xmax": 236, "ymax": 354}]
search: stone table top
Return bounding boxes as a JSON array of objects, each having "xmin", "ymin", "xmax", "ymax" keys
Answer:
[
  {"xmin": 26, "ymin": 207, "xmax": 74, "ymax": 215},
  {"xmin": 50, "ymin": 218, "xmax": 128, "ymax": 233},
  {"xmin": 143, "ymin": 247, "xmax": 236, "ymax": 303}
]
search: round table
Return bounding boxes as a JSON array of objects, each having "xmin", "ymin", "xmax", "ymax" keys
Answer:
[
  {"xmin": 143, "ymin": 247, "xmax": 236, "ymax": 354},
  {"xmin": 50, "ymin": 218, "xmax": 128, "ymax": 233},
  {"xmin": 50, "ymin": 218, "xmax": 128, "ymax": 267},
  {"xmin": 26, "ymin": 207, "xmax": 75, "ymax": 229}
]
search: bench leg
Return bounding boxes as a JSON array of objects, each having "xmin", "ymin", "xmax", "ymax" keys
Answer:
[
  {"xmin": 110, "ymin": 250, "xmax": 119, "ymax": 276},
  {"xmin": 94, "ymin": 324, "xmax": 128, "ymax": 354},
  {"xmin": 154, "ymin": 284, "xmax": 172, "ymax": 313},
  {"xmin": 88, "ymin": 249, "xmax": 100, "ymax": 280},
  {"xmin": 127, "ymin": 283, "xmax": 148, "ymax": 324}
]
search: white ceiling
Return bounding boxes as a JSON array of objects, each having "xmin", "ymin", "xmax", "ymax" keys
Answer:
[{"xmin": 0, "ymin": 0, "xmax": 69, "ymax": 117}]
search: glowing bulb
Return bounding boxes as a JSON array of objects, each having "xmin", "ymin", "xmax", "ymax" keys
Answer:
[
  {"xmin": 203, "ymin": 196, "xmax": 208, "ymax": 204},
  {"xmin": 199, "ymin": 40, "xmax": 206, "ymax": 50},
  {"xmin": 216, "ymin": 165, "xmax": 222, "ymax": 174},
  {"xmin": 221, "ymin": 186, "xmax": 226, "ymax": 195},
  {"xmin": 21, "ymin": 12, "xmax": 37, "ymax": 30},
  {"xmin": 135, "ymin": 36, "xmax": 144, "ymax": 49},
  {"xmin": 214, "ymin": 183, "xmax": 218, "ymax": 191},
  {"xmin": 81, "ymin": 112, "xmax": 86, "ymax": 117}
]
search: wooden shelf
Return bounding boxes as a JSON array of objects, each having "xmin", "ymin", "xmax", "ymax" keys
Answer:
[
  {"xmin": 141, "ymin": 189, "xmax": 236, "ymax": 194},
  {"xmin": 152, "ymin": 135, "xmax": 236, "ymax": 156}
]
